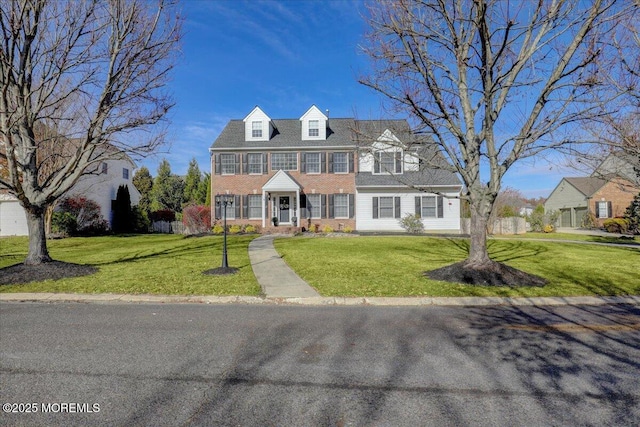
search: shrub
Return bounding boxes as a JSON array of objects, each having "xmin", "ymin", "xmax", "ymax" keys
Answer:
[
  {"xmin": 343, "ymin": 225, "xmax": 353, "ymax": 233},
  {"xmin": 182, "ymin": 205, "xmax": 211, "ymax": 234},
  {"xmin": 229, "ymin": 224, "xmax": 242, "ymax": 234},
  {"xmin": 150, "ymin": 209, "xmax": 176, "ymax": 222},
  {"xmin": 212, "ymin": 224, "xmax": 224, "ymax": 234},
  {"xmin": 51, "ymin": 212, "xmax": 77, "ymax": 236},
  {"xmin": 528, "ymin": 205, "xmax": 559, "ymax": 232},
  {"xmin": 543, "ymin": 224, "xmax": 554, "ymax": 233},
  {"xmin": 57, "ymin": 196, "xmax": 108, "ymax": 236},
  {"xmin": 244, "ymin": 224, "xmax": 257, "ymax": 233},
  {"xmin": 399, "ymin": 213, "xmax": 424, "ymax": 234},
  {"xmin": 308, "ymin": 224, "xmax": 317, "ymax": 233},
  {"xmin": 112, "ymin": 185, "xmax": 133, "ymax": 233},
  {"xmin": 603, "ymin": 218, "xmax": 630, "ymax": 234},
  {"xmin": 322, "ymin": 225, "xmax": 334, "ymax": 233},
  {"xmin": 131, "ymin": 206, "xmax": 150, "ymax": 233},
  {"xmin": 580, "ymin": 211, "xmax": 597, "ymax": 229}
]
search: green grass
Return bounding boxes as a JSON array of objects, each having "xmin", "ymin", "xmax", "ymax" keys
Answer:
[
  {"xmin": 274, "ymin": 236, "xmax": 640, "ymax": 298},
  {"xmin": 0, "ymin": 234, "xmax": 260, "ymax": 295},
  {"xmin": 495, "ymin": 232, "xmax": 640, "ymax": 245}
]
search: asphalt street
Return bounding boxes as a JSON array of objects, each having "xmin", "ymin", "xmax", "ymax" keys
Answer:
[{"xmin": 1, "ymin": 302, "xmax": 639, "ymax": 426}]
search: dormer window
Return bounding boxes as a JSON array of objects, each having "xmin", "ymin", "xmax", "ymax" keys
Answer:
[
  {"xmin": 374, "ymin": 151, "xmax": 402, "ymax": 174},
  {"xmin": 308, "ymin": 120, "xmax": 319, "ymax": 137},
  {"xmin": 252, "ymin": 121, "xmax": 262, "ymax": 138}
]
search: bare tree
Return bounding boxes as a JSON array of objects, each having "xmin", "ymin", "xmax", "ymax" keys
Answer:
[
  {"xmin": 360, "ymin": 0, "xmax": 635, "ymax": 284},
  {"xmin": 0, "ymin": 0, "xmax": 181, "ymax": 264}
]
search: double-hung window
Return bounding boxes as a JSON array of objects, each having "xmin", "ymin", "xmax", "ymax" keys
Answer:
[
  {"xmin": 334, "ymin": 194, "xmax": 349, "ymax": 218},
  {"xmin": 122, "ymin": 168, "xmax": 129, "ymax": 179},
  {"xmin": 248, "ymin": 195, "xmax": 262, "ymax": 219},
  {"xmin": 305, "ymin": 152, "xmax": 321, "ymax": 173},
  {"xmin": 247, "ymin": 153, "xmax": 262, "ymax": 174},
  {"xmin": 308, "ymin": 120, "xmax": 319, "ymax": 137},
  {"xmin": 252, "ymin": 121, "xmax": 262, "ymax": 138},
  {"xmin": 374, "ymin": 151, "xmax": 402, "ymax": 174},
  {"xmin": 306, "ymin": 194, "xmax": 321, "ymax": 219},
  {"xmin": 271, "ymin": 152, "xmax": 297, "ymax": 171},
  {"xmin": 333, "ymin": 152, "xmax": 348, "ymax": 173},
  {"xmin": 421, "ymin": 196, "xmax": 437, "ymax": 217},
  {"xmin": 220, "ymin": 154, "xmax": 236, "ymax": 175},
  {"xmin": 378, "ymin": 197, "xmax": 394, "ymax": 218},
  {"xmin": 596, "ymin": 201, "xmax": 611, "ymax": 218},
  {"xmin": 373, "ymin": 196, "xmax": 401, "ymax": 219}
]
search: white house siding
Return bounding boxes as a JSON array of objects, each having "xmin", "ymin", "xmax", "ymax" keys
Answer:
[
  {"xmin": 71, "ymin": 157, "xmax": 141, "ymax": 226},
  {"xmin": 356, "ymin": 189, "xmax": 461, "ymax": 232},
  {"xmin": 0, "ymin": 197, "xmax": 29, "ymax": 236}
]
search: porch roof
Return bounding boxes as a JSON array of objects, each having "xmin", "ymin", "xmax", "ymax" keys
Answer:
[{"xmin": 262, "ymin": 170, "xmax": 301, "ymax": 192}]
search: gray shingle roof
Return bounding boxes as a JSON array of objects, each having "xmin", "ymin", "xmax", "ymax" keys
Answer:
[
  {"xmin": 564, "ymin": 177, "xmax": 606, "ymax": 196},
  {"xmin": 210, "ymin": 118, "xmax": 411, "ymax": 150}
]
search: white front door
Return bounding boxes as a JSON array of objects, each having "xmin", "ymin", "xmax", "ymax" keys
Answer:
[{"xmin": 278, "ymin": 196, "xmax": 290, "ymax": 224}]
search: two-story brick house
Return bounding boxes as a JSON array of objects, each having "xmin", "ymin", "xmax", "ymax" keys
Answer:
[{"xmin": 209, "ymin": 105, "xmax": 462, "ymax": 232}]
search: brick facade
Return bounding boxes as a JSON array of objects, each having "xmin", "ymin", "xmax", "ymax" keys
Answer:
[{"xmin": 590, "ymin": 178, "xmax": 639, "ymax": 227}]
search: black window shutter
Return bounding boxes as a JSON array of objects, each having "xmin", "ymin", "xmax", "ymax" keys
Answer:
[
  {"xmin": 349, "ymin": 194, "xmax": 355, "ymax": 218},
  {"xmin": 374, "ymin": 154, "xmax": 380, "ymax": 174},
  {"xmin": 437, "ymin": 195, "xmax": 444, "ymax": 218},
  {"xmin": 372, "ymin": 197, "xmax": 379, "ymax": 219},
  {"xmin": 243, "ymin": 154, "xmax": 248, "ymax": 174},
  {"xmin": 607, "ymin": 201, "xmax": 612, "ymax": 218},
  {"xmin": 595, "ymin": 202, "xmax": 600, "ymax": 218},
  {"xmin": 234, "ymin": 195, "xmax": 241, "ymax": 218},
  {"xmin": 214, "ymin": 202, "xmax": 221, "ymax": 219},
  {"xmin": 395, "ymin": 152, "xmax": 402, "ymax": 173},
  {"xmin": 243, "ymin": 195, "xmax": 248, "ymax": 219},
  {"xmin": 415, "ymin": 196, "xmax": 421, "ymax": 216},
  {"xmin": 321, "ymin": 152, "xmax": 327, "ymax": 173},
  {"xmin": 300, "ymin": 194, "xmax": 307, "ymax": 218},
  {"xmin": 329, "ymin": 194, "xmax": 335, "ymax": 218},
  {"xmin": 301, "ymin": 153, "xmax": 306, "ymax": 173},
  {"xmin": 394, "ymin": 197, "xmax": 401, "ymax": 218},
  {"xmin": 214, "ymin": 154, "xmax": 221, "ymax": 175},
  {"xmin": 328, "ymin": 153, "xmax": 334, "ymax": 173},
  {"xmin": 235, "ymin": 154, "xmax": 240, "ymax": 174},
  {"xmin": 262, "ymin": 153, "xmax": 268, "ymax": 174},
  {"xmin": 349, "ymin": 152, "xmax": 354, "ymax": 173}
]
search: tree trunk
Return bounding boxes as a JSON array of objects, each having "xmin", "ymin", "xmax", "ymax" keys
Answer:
[
  {"xmin": 25, "ymin": 207, "xmax": 53, "ymax": 265},
  {"xmin": 465, "ymin": 201, "xmax": 493, "ymax": 268}
]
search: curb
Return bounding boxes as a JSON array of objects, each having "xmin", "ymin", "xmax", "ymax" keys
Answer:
[{"xmin": 1, "ymin": 293, "xmax": 639, "ymax": 307}]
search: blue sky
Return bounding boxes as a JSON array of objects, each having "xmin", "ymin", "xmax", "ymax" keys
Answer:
[{"xmin": 141, "ymin": 0, "xmax": 579, "ymax": 199}]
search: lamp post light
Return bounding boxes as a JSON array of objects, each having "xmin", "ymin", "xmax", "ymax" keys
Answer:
[{"xmin": 215, "ymin": 194, "xmax": 235, "ymax": 270}]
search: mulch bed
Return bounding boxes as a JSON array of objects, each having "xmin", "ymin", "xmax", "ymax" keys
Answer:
[
  {"xmin": 0, "ymin": 261, "xmax": 98, "ymax": 285},
  {"xmin": 426, "ymin": 260, "xmax": 547, "ymax": 287}
]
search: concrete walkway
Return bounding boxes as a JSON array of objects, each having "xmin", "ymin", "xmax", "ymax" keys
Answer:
[{"xmin": 248, "ymin": 235, "xmax": 320, "ymax": 298}]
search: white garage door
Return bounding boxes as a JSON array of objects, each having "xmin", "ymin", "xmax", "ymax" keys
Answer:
[{"xmin": 0, "ymin": 200, "xmax": 29, "ymax": 236}]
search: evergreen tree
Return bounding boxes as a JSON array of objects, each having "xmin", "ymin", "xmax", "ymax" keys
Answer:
[
  {"xmin": 183, "ymin": 158, "xmax": 202, "ymax": 205},
  {"xmin": 150, "ymin": 159, "xmax": 185, "ymax": 213},
  {"xmin": 197, "ymin": 172, "xmax": 210, "ymax": 205},
  {"xmin": 112, "ymin": 185, "xmax": 132, "ymax": 233},
  {"xmin": 132, "ymin": 166, "xmax": 153, "ymax": 216},
  {"xmin": 204, "ymin": 172, "xmax": 211, "ymax": 207}
]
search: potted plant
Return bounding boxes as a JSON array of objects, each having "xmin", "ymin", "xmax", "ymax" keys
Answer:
[
  {"xmin": 272, "ymin": 216, "xmax": 279, "ymax": 226},
  {"xmin": 292, "ymin": 216, "xmax": 298, "ymax": 226}
]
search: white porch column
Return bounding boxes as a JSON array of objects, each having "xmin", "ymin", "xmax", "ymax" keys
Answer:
[
  {"xmin": 295, "ymin": 189, "xmax": 300, "ymax": 226},
  {"xmin": 262, "ymin": 191, "xmax": 266, "ymax": 228}
]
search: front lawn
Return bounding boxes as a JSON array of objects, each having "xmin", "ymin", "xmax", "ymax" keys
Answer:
[
  {"xmin": 0, "ymin": 234, "xmax": 260, "ymax": 295},
  {"xmin": 274, "ymin": 236, "xmax": 640, "ymax": 297}
]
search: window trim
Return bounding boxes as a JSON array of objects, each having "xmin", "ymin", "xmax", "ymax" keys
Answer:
[
  {"xmin": 332, "ymin": 152, "xmax": 349, "ymax": 174},
  {"xmin": 373, "ymin": 151, "xmax": 402, "ymax": 175},
  {"xmin": 220, "ymin": 153, "xmax": 236, "ymax": 175},
  {"xmin": 305, "ymin": 152, "xmax": 321, "ymax": 174},
  {"xmin": 247, "ymin": 153, "xmax": 263, "ymax": 174},
  {"xmin": 306, "ymin": 194, "xmax": 322, "ymax": 219},
  {"xmin": 251, "ymin": 121, "xmax": 262, "ymax": 138},
  {"xmin": 333, "ymin": 194, "xmax": 350, "ymax": 219},
  {"xmin": 308, "ymin": 120, "xmax": 319, "ymax": 137},
  {"xmin": 247, "ymin": 194, "xmax": 262, "ymax": 219},
  {"xmin": 270, "ymin": 152, "xmax": 298, "ymax": 171}
]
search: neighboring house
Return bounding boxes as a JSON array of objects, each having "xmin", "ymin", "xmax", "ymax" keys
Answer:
[
  {"xmin": 209, "ymin": 105, "xmax": 462, "ymax": 232},
  {"xmin": 0, "ymin": 155, "xmax": 140, "ymax": 236},
  {"xmin": 544, "ymin": 176, "xmax": 638, "ymax": 228}
]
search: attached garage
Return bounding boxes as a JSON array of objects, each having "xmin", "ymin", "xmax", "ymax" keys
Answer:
[{"xmin": 0, "ymin": 198, "xmax": 29, "ymax": 236}]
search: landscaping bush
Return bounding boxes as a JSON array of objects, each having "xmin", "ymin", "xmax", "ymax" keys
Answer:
[
  {"xmin": 112, "ymin": 185, "xmax": 133, "ymax": 233},
  {"xmin": 51, "ymin": 212, "xmax": 77, "ymax": 236},
  {"xmin": 308, "ymin": 224, "xmax": 318, "ymax": 233},
  {"xmin": 150, "ymin": 209, "xmax": 176, "ymax": 222},
  {"xmin": 528, "ymin": 205, "xmax": 559, "ymax": 232},
  {"xmin": 343, "ymin": 225, "xmax": 353, "ymax": 233},
  {"xmin": 603, "ymin": 218, "xmax": 630, "ymax": 234},
  {"xmin": 182, "ymin": 205, "xmax": 211, "ymax": 234},
  {"xmin": 399, "ymin": 213, "xmax": 424, "ymax": 233},
  {"xmin": 580, "ymin": 211, "xmax": 597, "ymax": 229},
  {"xmin": 131, "ymin": 206, "xmax": 151, "ymax": 233},
  {"xmin": 212, "ymin": 224, "xmax": 224, "ymax": 234},
  {"xmin": 57, "ymin": 196, "xmax": 109, "ymax": 236},
  {"xmin": 244, "ymin": 224, "xmax": 257, "ymax": 234},
  {"xmin": 229, "ymin": 224, "xmax": 242, "ymax": 234},
  {"xmin": 543, "ymin": 224, "xmax": 554, "ymax": 233},
  {"xmin": 322, "ymin": 225, "xmax": 334, "ymax": 233}
]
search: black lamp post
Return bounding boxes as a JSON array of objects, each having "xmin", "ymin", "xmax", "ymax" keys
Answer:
[{"xmin": 215, "ymin": 194, "xmax": 235, "ymax": 269}]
